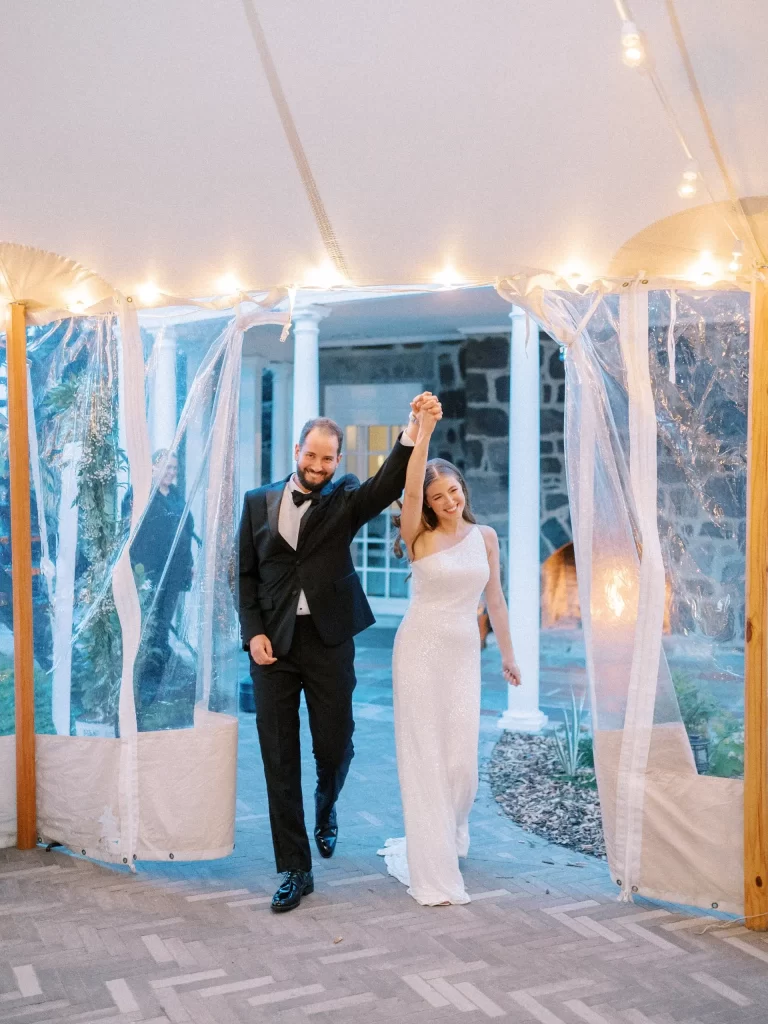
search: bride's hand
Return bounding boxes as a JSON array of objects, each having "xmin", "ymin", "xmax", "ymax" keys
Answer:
[
  {"xmin": 503, "ymin": 659, "xmax": 521, "ymax": 687},
  {"xmin": 417, "ymin": 396, "xmax": 442, "ymax": 437},
  {"xmin": 410, "ymin": 391, "xmax": 432, "ymax": 417}
]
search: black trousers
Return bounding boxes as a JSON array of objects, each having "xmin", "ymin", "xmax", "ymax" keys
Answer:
[{"xmin": 250, "ymin": 616, "xmax": 356, "ymax": 873}]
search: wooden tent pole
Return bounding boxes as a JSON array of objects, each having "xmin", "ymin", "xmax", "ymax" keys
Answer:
[
  {"xmin": 6, "ymin": 301, "xmax": 36, "ymax": 850},
  {"xmin": 745, "ymin": 278, "xmax": 768, "ymax": 930}
]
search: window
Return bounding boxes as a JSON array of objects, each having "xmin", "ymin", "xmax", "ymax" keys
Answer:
[{"xmin": 343, "ymin": 424, "xmax": 410, "ymax": 611}]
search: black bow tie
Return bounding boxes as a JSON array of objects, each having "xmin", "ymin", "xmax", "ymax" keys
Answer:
[{"xmin": 292, "ymin": 488, "xmax": 321, "ymax": 508}]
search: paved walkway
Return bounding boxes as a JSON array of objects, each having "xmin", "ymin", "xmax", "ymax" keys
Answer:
[{"xmin": 0, "ymin": 628, "xmax": 763, "ymax": 1023}]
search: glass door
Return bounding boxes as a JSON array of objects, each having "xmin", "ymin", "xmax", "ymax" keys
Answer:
[{"xmin": 343, "ymin": 424, "xmax": 410, "ymax": 614}]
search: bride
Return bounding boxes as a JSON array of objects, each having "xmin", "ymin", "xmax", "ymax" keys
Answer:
[{"xmin": 379, "ymin": 396, "xmax": 522, "ymax": 906}]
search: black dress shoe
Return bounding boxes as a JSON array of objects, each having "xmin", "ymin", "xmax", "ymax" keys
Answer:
[
  {"xmin": 271, "ymin": 870, "xmax": 314, "ymax": 913},
  {"xmin": 314, "ymin": 824, "xmax": 338, "ymax": 859}
]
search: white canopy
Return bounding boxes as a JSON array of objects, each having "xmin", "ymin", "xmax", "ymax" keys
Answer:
[{"xmin": 2, "ymin": 0, "xmax": 766, "ymax": 297}]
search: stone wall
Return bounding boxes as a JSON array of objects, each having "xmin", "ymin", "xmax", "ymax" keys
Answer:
[
  {"xmin": 649, "ymin": 295, "xmax": 748, "ymax": 643},
  {"xmin": 319, "ymin": 332, "xmax": 572, "ymax": 572},
  {"xmin": 539, "ymin": 335, "xmax": 570, "ymax": 561}
]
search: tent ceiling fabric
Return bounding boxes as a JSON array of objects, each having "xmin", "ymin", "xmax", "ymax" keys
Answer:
[{"xmin": 1, "ymin": 0, "xmax": 766, "ymax": 295}]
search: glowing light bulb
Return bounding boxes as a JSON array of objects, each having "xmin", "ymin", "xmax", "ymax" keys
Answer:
[
  {"xmin": 66, "ymin": 292, "xmax": 90, "ymax": 314},
  {"xmin": 677, "ymin": 163, "xmax": 698, "ymax": 199},
  {"xmin": 137, "ymin": 282, "xmax": 160, "ymax": 305},
  {"xmin": 432, "ymin": 265, "xmax": 464, "ymax": 289},
  {"xmin": 729, "ymin": 239, "xmax": 744, "ymax": 274},
  {"xmin": 558, "ymin": 263, "xmax": 589, "ymax": 288},
  {"xmin": 621, "ymin": 21, "xmax": 645, "ymax": 68},
  {"xmin": 693, "ymin": 251, "xmax": 717, "ymax": 287},
  {"xmin": 303, "ymin": 261, "xmax": 347, "ymax": 289},
  {"xmin": 217, "ymin": 273, "xmax": 243, "ymax": 294}
]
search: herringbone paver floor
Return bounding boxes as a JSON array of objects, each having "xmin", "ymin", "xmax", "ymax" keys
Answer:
[{"xmin": 0, "ymin": 630, "xmax": 763, "ymax": 1023}]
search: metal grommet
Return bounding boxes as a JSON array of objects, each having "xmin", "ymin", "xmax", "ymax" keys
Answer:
[
  {"xmin": 133, "ymin": 854, "xmax": 137, "ymax": 861},
  {"xmin": 616, "ymin": 879, "xmax": 623, "ymax": 886},
  {"xmin": 622, "ymin": 282, "xmax": 630, "ymax": 288},
  {"xmin": 641, "ymin": 279, "xmax": 649, "ymax": 285},
  {"xmin": 711, "ymin": 902, "xmax": 719, "ymax": 909},
  {"xmin": 632, "ymin": 886, "xmax": 638, "ymax": 893},
  {"xmin": 123, "ymin": 857, "xmax": 128, "ymax": 864},
  {"xmin": 81, "ymin": 849, "xmax": 86, "ymax": 856},
  {"xmin": 126, "ymin": 295, "xmax": 133, "ymax": 303},
  {"xmin": 169, "ymin": 852, "xmax": 174, "ymax": 860}
]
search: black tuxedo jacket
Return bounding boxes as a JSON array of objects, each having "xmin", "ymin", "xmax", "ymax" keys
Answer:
[{"xmin": 238, "ymin": 436, "xmax": 413, "ymax": 656}]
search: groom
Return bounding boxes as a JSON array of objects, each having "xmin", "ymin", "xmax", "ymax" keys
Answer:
[{"xmin": 238, "ymin": 393, "xmax": 441, "ymax": 912}]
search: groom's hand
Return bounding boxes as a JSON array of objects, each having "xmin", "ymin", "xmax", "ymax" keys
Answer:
[{"xmin": 250, "ymin": 634, "xmax": 277, "ymax": 665}]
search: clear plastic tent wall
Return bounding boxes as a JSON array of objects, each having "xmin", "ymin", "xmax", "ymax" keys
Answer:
[
  {"xmin": 0, "ymin": 338, "xmax": 20, "ymax": 846},
  {"xmin": 500, "ymin": 279, "xmax": 748, "ymax": 914},
  {"xmin": 0, "ymin": 299, "xmax": 286, "ymax": 862}
]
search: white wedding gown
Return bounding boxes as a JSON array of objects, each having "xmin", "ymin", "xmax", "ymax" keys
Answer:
[{"xmin": 378, "ymin": 525, "xmax": 490, "ymax": 905}]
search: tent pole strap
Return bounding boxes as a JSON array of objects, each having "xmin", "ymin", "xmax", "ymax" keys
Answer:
[
  {"xmin": 745, "ymin": 278, "xmax": 768, "ymax": 930},
  {"xmin": 6, "ymin": 301, "xmax": 36, "ymax": 850}
]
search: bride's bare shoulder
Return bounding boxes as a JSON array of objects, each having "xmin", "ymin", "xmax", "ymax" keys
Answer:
[
  {"xmin": 477, "ymin": 524, "xmax": 497, "ymax": 543},
  {"xmin": 410, "ymin": 529, "xmax": 431, "ymax": 560},
  {"xmin": 477, "ymin": 524, "xmax": 499, "ymax": 554}
]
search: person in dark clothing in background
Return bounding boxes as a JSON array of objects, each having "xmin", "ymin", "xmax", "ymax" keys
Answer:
[{"xmin": 124, "ymin": 450, "xmax": 195, "ymax": 724}]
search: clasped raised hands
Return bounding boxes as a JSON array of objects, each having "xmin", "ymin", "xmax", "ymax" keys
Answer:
[{"xmin": 410, "ymin": 391, "xmax": 443, "ymax": 439}]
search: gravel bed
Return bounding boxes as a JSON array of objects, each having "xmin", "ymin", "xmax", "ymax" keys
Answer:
[{"xmin": 487, "ymin": 731, "xmax": 606, "ymax": 860}]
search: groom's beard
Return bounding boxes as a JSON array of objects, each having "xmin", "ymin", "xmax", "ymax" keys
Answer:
[{"xmin": 294, "ymin": 466, "xmax": 335, "ymax": 492}]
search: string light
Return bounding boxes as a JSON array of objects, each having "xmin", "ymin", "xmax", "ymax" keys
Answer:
[
  {"xmin": 558, "ymin": 263, "xmax": 589, "ymax": 288},
  {"xmin": 66, "ymin": 292, "xmax": 90, "ymax": 314},
  {"xmin": 613, "ymin": 2, "xmax": 750, "ymax": 275},
  {"xmin": 136, "ymin": 282, "xmax": 161, "ymax": 305},
  {"xmin": 303, "ymin": 261, "xmax": 348, "ymax": 289},
  {"xmin": 693, "ymin": 251, "xmax": 717, "ymax": 287},
  {"xmin": 676, "ymin": 162, "xmax": 699, "ymax": 199},
  {"xmin": 621, "ymin": 21, "xmax": 646, "ymax": 69},
  {"xmin": 432, "ymin": 265, "xmax": 465, "ymax": 289},
  {"xmin": 729, "ymin": 240, "xmax": 744, "ymax": 274},
  {"xmin": 217, "ymin": 273, "xmax": 243, "ymax": 294}
]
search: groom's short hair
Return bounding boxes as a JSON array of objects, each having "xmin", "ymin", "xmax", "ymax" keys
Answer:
[{"xmin": 298, "ymin": 417, "xmax": 344, "ymax": 455}]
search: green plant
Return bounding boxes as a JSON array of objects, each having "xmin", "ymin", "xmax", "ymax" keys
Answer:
[
  {"xmin": 74, "ymin": 366, "xmax": 125, "ymax": 725},
  {"xmin": 551, "ymin": 689, "xmax": 589, "ymax": 778},
  {"xmin": 671, "ymin": 670, "xmax": 719, "ymax": 735},
  {"xmin": 709, "ymin": 712, "xmax": 744, "ymax": 778},
  {"xmin": 42, "ymin": 326, "xmax": 127, "ymax": 730},
  {"xmin": 0, "ymin": 655, "xmax": 56, "ymax": 738},
  {"xmin": 579, "ymin": 733, "xmax": 595, "ymax": 770}
]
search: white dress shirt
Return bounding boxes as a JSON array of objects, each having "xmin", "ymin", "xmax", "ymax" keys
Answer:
[
  {"xmin": 280, "ymin": 433, "xmax": 415, "ymax": 616},
  {"xmin": 278, "ymin": 477, "xmax": 314, "ymax": 615}
]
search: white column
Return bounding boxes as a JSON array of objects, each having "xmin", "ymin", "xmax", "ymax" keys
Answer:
[
  {"xmin": 183, "ymin": 342, "xmax": 208, "ymax": 539},
  {"xmin": 151, "ymin": 327, "xmax": 177, "ymax": 452},
  {"xmin": 499, "ymin": 307, "xmax": 548, "ymax": 733},
  {"xmin": 51, "ymin": 442, "xmax": 80, "ymax": 735},
  {"xmin": 291, "ymin": 305, "xmax": 329, "ymax": 447},
  {"xmin": 270, "ymin": 361, "xmax": 293, "ymax": 480},
  {"xmin": 239, "ymin": 356, "xmax": 264, "ymax": 501}
]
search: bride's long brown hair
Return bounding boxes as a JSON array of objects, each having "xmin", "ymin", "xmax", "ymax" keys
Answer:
[{"xmin": 393, "ymin": 458, "xmax": 477, "ymax": 559}]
